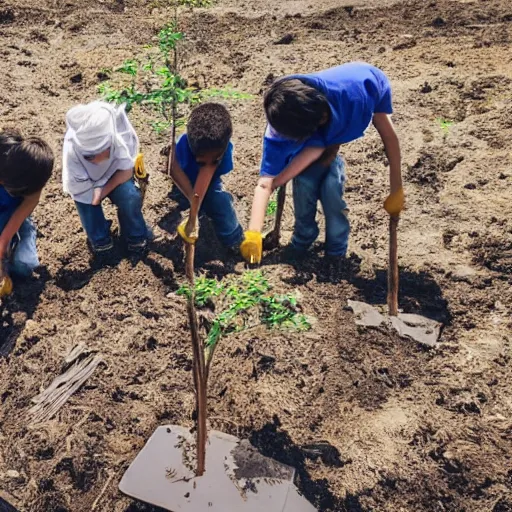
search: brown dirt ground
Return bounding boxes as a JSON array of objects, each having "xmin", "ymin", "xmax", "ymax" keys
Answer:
[{"xmin": 1, "ymin": 0, "xmax": 512, "ymax": 511}]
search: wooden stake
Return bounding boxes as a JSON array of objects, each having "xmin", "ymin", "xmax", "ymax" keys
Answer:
[
  {"xmin": 184, "ymin": 194, "xmax": 207, "ymax": 476},
  {"xmin": 387, "ymin": 215, "xmax": 399, "ymax": 317},
  {"xmin": 263, "ymin": 184, "xmax": 287, "ymax": 250}
]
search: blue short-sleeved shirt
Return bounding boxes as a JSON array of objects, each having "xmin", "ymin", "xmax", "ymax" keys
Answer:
[
  {"xmin": 260, "ymin": 62, "xmax": 393, "ymax": 177},
  {"xmin": 0, "ymin": 185, "xmax": 22, "ymax": 213},
  {"xmin": 175, "ymin": 134, "xmax": 234, "ymax": 185}
]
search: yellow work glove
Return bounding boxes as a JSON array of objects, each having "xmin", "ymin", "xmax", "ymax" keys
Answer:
[
  {"xmin": 384, "ymin": 187, "xmax": 405, "ymax": 216},
  {"xmin": 240, "ymin": 231, "xmax": 263, "ymax": 264},
  {"xmin": 178, "ymin": 216, "xmax": 199, "ymax": 244},
  {"xmin": 134, "ymin": 153, "xmax": 147, "ymax": 180},
  {"xmin": 0, "ymin": 276, "xmax": 13, "ymax": 298}
]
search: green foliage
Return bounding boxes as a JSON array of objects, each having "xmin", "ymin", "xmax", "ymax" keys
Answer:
[
  {"xmin": 437, "ymin": 118, "xmax": 454, "ymax": 134},
  {"xmin": 177, "ymin": 271, "xmax": 311, "ymax": 353},
  {"xmin": 266, "ymin": 197, "xmax": 277, "ymax": 216},
  {"xmin": 98, "ymin": 24, "xmax": 251, "ymax": 135}
]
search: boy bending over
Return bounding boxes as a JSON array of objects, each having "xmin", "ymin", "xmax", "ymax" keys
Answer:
[
  {"xmin": 0, "ymin": 129, "xmax": 53, "ymax": 290},
  {"xmin": 240, "ymin": 62, "xmax": 404, "ymax": 264},
  {"xmin": 170, "ymin": 103, "xmax": 243, "ymax": 251}
]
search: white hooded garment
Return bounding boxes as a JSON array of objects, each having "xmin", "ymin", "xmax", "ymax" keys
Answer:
[{"xmin": 62, "ymin": 101, "xmax": 139, "ymax": 204}]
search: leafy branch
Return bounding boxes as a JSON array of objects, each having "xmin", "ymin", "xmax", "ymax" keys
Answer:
[{"xmin": 178, "ymin": 271, "xmax": 311, "ymax": 363}]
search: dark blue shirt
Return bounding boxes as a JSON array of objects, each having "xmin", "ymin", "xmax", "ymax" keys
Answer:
[
  {"xmin": 175, "ymin": 134, "xmax": 234, "ymax": 186},
  {"xmin": 260, "ymin": 62, "xmax": 393, "ymax": 177},
  {"xmin": 0, "ymin": 185, "xmax": 22, "ymax": 213}
]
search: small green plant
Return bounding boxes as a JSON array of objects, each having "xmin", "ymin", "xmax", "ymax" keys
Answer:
[
  {"xmin": 178, "ymin": 271, "xmax": 311, "ymax": 356},
  {"xmin": 98, "ymin": 24, "xmax": 251, "ymax": 135},
  {"xmin": 437, "ymin": 118, "xmax": 454, "ymax": 134},
  {"xmin": 266, "ymin": 196, "xmax": 278, "ymax": 216}
]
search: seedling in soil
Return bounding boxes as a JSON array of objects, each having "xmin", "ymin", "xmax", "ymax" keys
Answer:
[
  {"xmin": 178, "ymin": 271, "xmax": 311, "ymax": 362},
  {"xmin": 437, "ymin": 117, "xmax": 454, "ymax": 136},
  {"xmin": 266, "ymin": 196, "xmax": 278, "ymax": 216},
  {"xmin": 98, "ymin": 24, "xmax": 251, "ymax": 136}
]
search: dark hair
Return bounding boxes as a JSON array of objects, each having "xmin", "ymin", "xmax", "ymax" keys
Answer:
[
  {"xmin": 187, "ymin": 103, "xmax": 232, "ymax": 155},
  {"xmin": 264, "ymin": 78, "xmax": 330, "ymax": 140},
  {"xmin": 0, "ymin": 129, "xmax": 54, "ymax": 196}
]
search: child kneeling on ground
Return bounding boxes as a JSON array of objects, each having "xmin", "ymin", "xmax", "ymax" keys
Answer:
[
  {"xmin": 240, "ymin": 62, "xmax": 405, "ymax": 265},
  {"xmin": 62, "ymin": 101, "xmax": 151, "ymax": 254},
  {"xmin": 170, "ymin": 103, "xmax": 243, "ymax": 251},
  {"xmin": 0, "ymin": 129, "xmax": 53, "ymax": 290}
]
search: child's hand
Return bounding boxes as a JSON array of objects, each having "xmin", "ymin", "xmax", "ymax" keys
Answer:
[
  {"xmin": 178, "ymin": 216, "xmax": 199, "ymax": 244},
  {"xmin": 384, "ymin": 187, "xmax": 405, "ymax": 216},
  {"xmin": 0, "ymin": 257, "xmax": 12, "ymax": 298},
  {"xmin": 240, "ymin": 231, "xmax": 262, "ymax": 264},
  {"xmin": 92, "ymin": 187, "xmax": 103, "ymax": 206}
]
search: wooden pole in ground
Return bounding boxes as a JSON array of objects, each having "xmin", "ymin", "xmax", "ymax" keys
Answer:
[
  {"xmin": 263, "ymin": 184, "xmax": 287, "ymax": 249},
  {"xmin": 387, "ymin": 215, "xmax": 399, "ymax": 317},
  {"xmin": 184, "ymin": 194, "xmax": 207, "ymax": 476}
]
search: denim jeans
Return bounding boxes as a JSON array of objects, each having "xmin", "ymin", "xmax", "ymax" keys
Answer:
[
  {"xmin": 74, "ymin": 179, "xmax": 149, "ymax": 250},
  {"xmin": 172, "ymin": 180, "xmax": 243, "ymax": 248},
  {"xmin": 292, "ymin": 155, "xmax": 350, "ymax": 256},
  {"xmin": 0, "ymin": 210, "xmax": 39, "ymax": 276}
]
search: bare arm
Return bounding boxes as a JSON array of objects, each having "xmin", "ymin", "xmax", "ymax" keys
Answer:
[
  {"xmin": 0, "ymin": 191, "xmax": 41, "ymax": 259},
  {"xmin": 94, "ymin": 169, "xmax": 134, "ymax": 205},
  {"xmin": 248, "ymin": 176, "xmax": 274, "ymax": 232},
  {"xmin": 193, "ymin": 168, "xmax": 216, "ymax": 206},
  {"xmin": 372, "ymin": 113, "xmax": 402, "ymax": 194},
  {"xmin": 271, "ymin": 146, "xmax": 325, "ymax": 190},
  {"xmin": 248, "ymin": 146, "xmax": 326, "ymax": 233},
  {"xmin": 168, "ymin": 144, "xmax": 195, "ymax": 203}
]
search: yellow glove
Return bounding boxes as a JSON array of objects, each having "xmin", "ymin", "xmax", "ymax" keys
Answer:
[
  {"xmin": 240, "ymin": 231, "xmax": 262, "ymax": 264},
  {"xmin": 384, "ymin": 187, "xmax": 405, "ymax": 216},
  {"xmin": 178, "ymin": 216, "xmax": 199, "ymax": 244},
  {"xmin": 134, "ymin": 153, "xmax": 147, "ymax": 180},
  {"xmin": 0, "ymin": 276, "xmax": 13, "ymax": 298}
]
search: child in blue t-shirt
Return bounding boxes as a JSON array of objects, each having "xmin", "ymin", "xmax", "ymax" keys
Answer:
[
  {"xmin": 240, "ymin": 62, "xmax": 405, "ymax": 264},
  {"xmin": 0, "ymin": 129, "xmax": 54, "ymax": 290},
  {"xmin": 170, "ymin": 103, "xmax": 243, "ymax": 250}
]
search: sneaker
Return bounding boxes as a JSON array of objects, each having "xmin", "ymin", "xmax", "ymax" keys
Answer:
[
  {"xmin": 88, "ymin": 238, "xmax": 114, "ymax": 254},
  {"xmin": 226, "ymin": 243, "xmax": 241, "ymax": 258},
  {"xmin": 127, "ymin": 239, "xmax": 148, "ymax": 254},
  {"xmin": 281, "ymin": 244, "xmax": 308, "ymax": 262}
]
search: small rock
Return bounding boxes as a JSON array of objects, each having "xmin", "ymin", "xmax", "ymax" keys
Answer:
[
  {"xmin": 274, "ymin": 34, "xmax": 294, "ymax": 45},
  {"xmin": 464, "ymin": 183, "xmax": 477, "ymax": 190},
  {"xmin": 6, "ymin": 470, "xmax": 20, "ymax": 478},
  {"xmin": 420, "ymin": 82, "xmax": 433, "ymax": 93},
  {"xmin": 70, "ymin": 73, "xmax": 82, "ymax": 84},
  {"xmin": 432, "ymin": 16, "xmax": 446, "ymax": 27}
]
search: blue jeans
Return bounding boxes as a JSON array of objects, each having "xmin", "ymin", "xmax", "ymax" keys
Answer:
[
  {"xmin": 292, "ymin": 155, "xmax": 350, "ymax": 256},
  {"xmin": 74, "ymin": 180, "xmax": 149, "ymax": 250},
  {"xmin": 0, "ymin": 210, "xmax": 39, "ymax": 276},
  {"xmin": 173, "ymin": 181, "xmax": 243, "ymax": 248}
]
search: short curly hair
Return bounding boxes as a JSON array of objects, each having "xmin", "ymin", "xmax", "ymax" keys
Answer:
[
  {"xmin": 187, "ymin": 103, "xmax": 232, "ymax": 155},
  {"xmin": 0, "ymin": 129, "xmax": 54, "ymax": 196}
]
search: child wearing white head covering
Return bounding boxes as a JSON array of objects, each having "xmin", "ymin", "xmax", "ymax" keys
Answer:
[{"xmin": 62, "ymin": 101, "xmax": 150, "ymax": 254}]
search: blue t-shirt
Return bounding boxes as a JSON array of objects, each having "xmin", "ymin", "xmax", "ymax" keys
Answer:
[
  {"xmin": 0, "ymin": 185, "xmax": 22, "ymax": 213},
  {"xmin": 260, "ymin": 62, "xmax": 393, "ymax": 177},
  {"xmin": 175, "ymin": 134, "xmax": 234, "ymax": 185}
]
